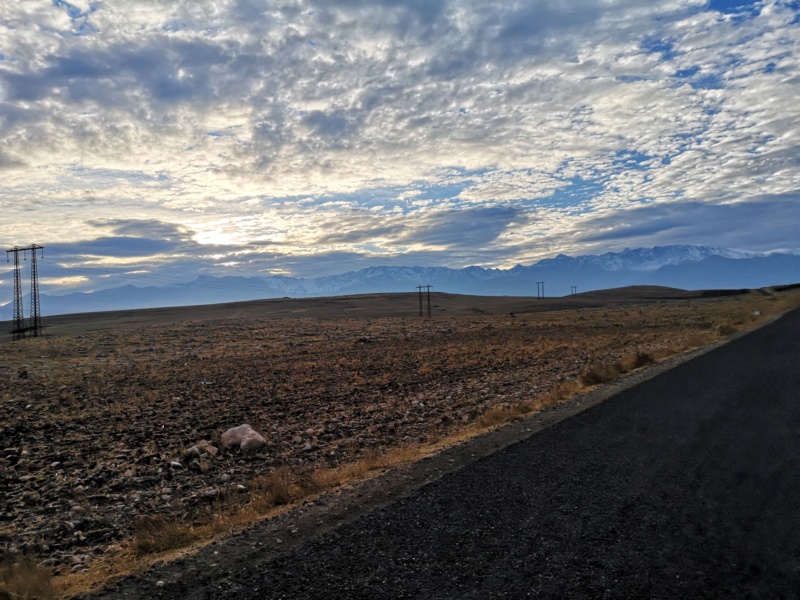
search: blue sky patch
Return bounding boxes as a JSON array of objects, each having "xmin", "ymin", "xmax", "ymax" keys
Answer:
[
  {"xmin": 673, "ymin": 66, "xmax": 724, "ymax": 90},
  {"xmin": 691, "ymin": 73, "xmax": 725, "ymax": 90},
  {"xmin": 53, "ymin": 0, "xmax": 87, "ymax": 20},
  {"xmin": 545, "ymin": 177, "xmax": 604, "ymax": 209},
  {"xmin": 707, "ymin": 0, "xmax": 761, "ymax": 17},
  {"xmin": 614, "ymin": 150, "xmax": 654, "ymax": 168},
  {"xmin": 675, "ymin": 66, "xmax": 700, "ymax": 79},
  {"xmin": 416, "ymin": 182, "xmax": 470, "ymax": 201},
  {"xmin": 641, "ymin": 37, "xmax": 678, "ymax": 61}
]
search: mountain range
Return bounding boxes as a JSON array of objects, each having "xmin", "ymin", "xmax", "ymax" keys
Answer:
[{"xmin": 3, "ymin": 245, "xmax": 800, "ymax": 317}]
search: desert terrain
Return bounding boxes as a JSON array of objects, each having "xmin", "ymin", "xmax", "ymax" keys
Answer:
[{"xmin": 1, "ymin": 287, "xmax": 798, "ymax": 597}]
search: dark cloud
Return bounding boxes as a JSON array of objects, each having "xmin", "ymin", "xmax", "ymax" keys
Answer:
[
  {"xmin": 2, "ymin": 38, "xmax": 231, "ymax": 106},
  {"xmin": 398, "ymin": 206, "xmax": 520, "ymax": 248},
  {"xmin": 307, "ymin": 0, "xmax": 449, "ymax": 39},
  {"xmin": 89, "ymin": 219, "xmax": 192, "ymax": 242},
  {"xmin": 498, "ymin": 1, "xmax": 603, "ymax": 42},
  {"xmin": 47, "ymin": 236, "xmax": 182, "ymax": 258},
  {"xmin": 576, "ymin": 196, "xmax": 800, "ymax": 252},
  {"xmin": 0, "ymin": 151, "xmax": 25, "ymax": 171},
  {"xmin": 229, "ymin": 0, "xmax": 270, "ymax": 22},
  {"xmin": 318, "ymin": 224, "xmax": 406, "ymax": 244},
  {"xmin": 302, "ymin": 109, "xmax": 359, "ymax": 139}
]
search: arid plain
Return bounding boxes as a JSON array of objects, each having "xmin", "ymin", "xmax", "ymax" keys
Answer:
[{"xmin": 2, "ymin": 287, "xmax": 799, "ymax": 598}]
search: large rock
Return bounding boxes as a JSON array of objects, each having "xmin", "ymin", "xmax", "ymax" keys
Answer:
[{"xmin": 220, "ymin": 424, "xmax": 266, "ymax": 453}]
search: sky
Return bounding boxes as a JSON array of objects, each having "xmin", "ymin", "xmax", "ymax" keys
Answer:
[{"xmin": 1, "ymin": 0, "xmax": 799, "ymax": 295}]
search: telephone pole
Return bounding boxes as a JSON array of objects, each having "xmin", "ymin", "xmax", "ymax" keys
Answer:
[
  {"xmin": 536, "ymin": 281, "xmax": 545, "ymax": 300},
  {"xmin": 5, "ymin": 244, "xmax": 44, "ymax": 339}
]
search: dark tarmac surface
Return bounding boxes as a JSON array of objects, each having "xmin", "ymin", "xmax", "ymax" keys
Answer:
[{"xmin": 90, "ymin": 309, "xmax": 800, "ymax": 599}]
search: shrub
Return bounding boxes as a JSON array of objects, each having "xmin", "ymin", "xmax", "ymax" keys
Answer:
[
  {"xmin": 131, "ymin": 516, "xmax": 199, "ymax": 556},
  {"xmin": 580, "ymin": 362, "xmax": 624, "ymax": 386},
  {"xmin": 623, "ymin": 351, "xmax": 655, "ymax": 371}
]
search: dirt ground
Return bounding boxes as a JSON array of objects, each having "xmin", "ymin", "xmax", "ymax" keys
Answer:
[{"xmin": 0, "ymin": 287, "xmax": 793, "ymax": 596}]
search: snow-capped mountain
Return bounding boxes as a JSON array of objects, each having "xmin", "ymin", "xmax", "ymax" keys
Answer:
[
  {"xmin": 304, "ymin": 265, "xmax": 502, "ymax": 295},
  {"xmin": 535, "ymin": 245, "xmax": 766, "ymax": 272},
  {"xmin": 3, "ymin": 245, "xmax": 799, "ymax": 316}
]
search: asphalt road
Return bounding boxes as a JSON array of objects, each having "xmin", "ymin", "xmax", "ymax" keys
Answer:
[{"xmin": 109, "ymin": 309, "xmax": 800, "ymax": 599}]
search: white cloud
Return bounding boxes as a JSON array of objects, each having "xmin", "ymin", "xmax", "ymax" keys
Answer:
[{"xmin": 0, "ymin": 0, "xmax": 798, "ymax": 291}]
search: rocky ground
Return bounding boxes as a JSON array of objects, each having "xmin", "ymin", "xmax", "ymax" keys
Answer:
[{"xmin": 0, "ymin": 292, "xmax": 776, "ymax": 585}]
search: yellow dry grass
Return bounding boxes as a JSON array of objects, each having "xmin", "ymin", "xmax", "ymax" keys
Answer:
[{"xmin": 0, "ymin": 557, "xmax": 57, "ymax": 600}]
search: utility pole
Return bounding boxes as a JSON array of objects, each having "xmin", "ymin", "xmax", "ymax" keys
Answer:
[
  {"xmin": 5, "ymin": 244, "xmax": 44, "ymax": 339},
  {"xmin": 570, "ymin": 285, "xmax": 577, "ymax": 297},
  {"xmin": 416, "ymin": 285, "xmax": 432, "ymax": 318},
  {"xmin": 536, "ymin": 281, "xmax": 545, "ymax": 300}
]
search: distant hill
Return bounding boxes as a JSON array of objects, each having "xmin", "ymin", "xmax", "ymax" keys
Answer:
[{"xmin": 3, "ymin": 245, "xmax": 799, "ymax": 317}]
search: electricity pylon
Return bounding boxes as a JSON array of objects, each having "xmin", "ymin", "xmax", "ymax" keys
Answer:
[
  {"xmin": 5, "ymin": 244, "xmax": 44, "ymax": 339},
  {"xmin": 416, "ymin": 285, "xmax": 433, "ymax": 318}
]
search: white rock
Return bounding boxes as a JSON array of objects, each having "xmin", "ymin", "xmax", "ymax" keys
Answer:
[
  {"xmin": 240, "ymin": 436, "xmax": 266, "ymax": 452},
  {"xmin": 221, "ymin": 424, "xmax": 267, "ymax": 453}
]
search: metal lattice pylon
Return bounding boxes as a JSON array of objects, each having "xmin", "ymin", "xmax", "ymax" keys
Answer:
[
  {"xmin": 8, "ymin": 247, "xmax": 24, "ymax": 340},
  {"xmin": 5, "ymin": 244, "xmax": 44, "ymax": 339},
  {"xmin": 29, "ymin": 245, "xmax": 43, "ymax": 336}
]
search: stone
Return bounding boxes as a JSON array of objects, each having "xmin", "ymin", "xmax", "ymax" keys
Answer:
[
  {"xmin": 221, "ymin": 424, "xmax": 267, "ymax": 453},
  {"xmin": 240, "ymin": 435, "xmax": 266, "ymax": 453},
  {"xmin": 185, "ymin": 440, "xmax": 218, "ymax": 458},
  {"xmin": 184, "ymin": 446, "xmax": 201, "ymax": 459}
]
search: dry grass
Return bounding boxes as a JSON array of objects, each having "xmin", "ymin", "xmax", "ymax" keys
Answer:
[
  {"xmin": 580, "ymin": 362, "xmax": 625, "ymax": 386},
  {"xmin": 477, "ymin": 401, "xmax": 533, "ymax": 427},
  {"xmin": 118, "ymin": 450, "xmax": 426, "ymax": 571},
  {"xmin": 130, "ymin": 516, "xmax": 201, "ymax": 557},
  {"xmin": 56, "ymin": 444, "xmax": 445, "ymax": 596},
  {"xmin": 579, "ymin": 349, "xmax": 656, "ymax": 386},
  {"xmin": 0, "ymin": 557, "xmax": 56, "ymax": 600}
]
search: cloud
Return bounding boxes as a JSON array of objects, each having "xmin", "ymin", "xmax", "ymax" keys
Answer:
[
  {"xmin": 90, "ymin": 219, "xmax": 192, "ymax": 242},
  {"xmin": 573, "ymin": 194, "xmax": 800, "ymax": 252},
  {"xmin": 1, "ymin": 0, "xmax": 798, "ymax": 293},
  {"xmin": 396, "ymin": 205, "xmax": 520, "ymax": 248}
]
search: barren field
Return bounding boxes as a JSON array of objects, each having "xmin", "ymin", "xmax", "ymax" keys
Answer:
[{"xmin": 1, "ymin": 288, "xmax": 797, "ymax": 597}]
